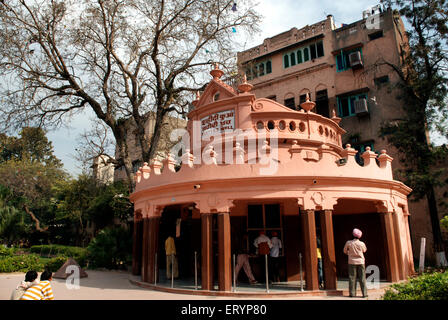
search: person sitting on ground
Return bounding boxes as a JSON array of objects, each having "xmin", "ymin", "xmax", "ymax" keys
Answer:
[
  {"xmin": 10, "ymin": 270, "xmax": 39, "ymax": 300},
  {"xmin": 21, "ymin": 270, "xmax": 55, "ymax": 300}
]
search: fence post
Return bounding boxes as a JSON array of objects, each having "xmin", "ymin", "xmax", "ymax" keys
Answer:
[
  {"xmin": 265, "ymin": 254, "xmax": 269, "ymax": 293},
  {"xmin": 233, "ymin": 254, "xmax": 236, "ymax": 292},
  {"xmin": 419, "ymin": 238, "xmax": 426, "ymax": 273},
  {"xmin": 154, "ymin": 253, "xmax": 157, "ymax": 285},
  {"xmin": 195, "ymin": 251, "xmax": 198, "ymax": 290},
  {"xmin": 299, "ymin": 252, "xmax": 304, "ymax": 292},
  {"xmin": 171, "ymin": 254, "xmax": 174, "ymax": 288}
]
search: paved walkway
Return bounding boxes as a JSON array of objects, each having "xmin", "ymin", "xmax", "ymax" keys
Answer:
[{"xmin": 0, "ymin": 270, "xmax": 390, "ymax": 300}]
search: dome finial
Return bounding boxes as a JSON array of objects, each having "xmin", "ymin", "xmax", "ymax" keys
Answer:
[{"xmin": 210, "ymin": 63, "xmax": 224, "ymax": 79}]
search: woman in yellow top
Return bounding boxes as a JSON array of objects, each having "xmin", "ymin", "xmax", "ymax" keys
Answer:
[
  {"xmin": 165, "ymin": 234, "xmax": 178, "ymax": 279},
  {"xmin": 317, "ymin": 238, "xmax": 324, "ymax": 288}
]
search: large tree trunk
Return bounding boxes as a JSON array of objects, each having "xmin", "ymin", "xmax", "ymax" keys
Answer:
[
  {"xmin": 23, "ymin": 204, "xmax": 48, "ymax": 232},
  {"xmin": 426, "ymin": 185, "xmax": 444, "ymax": 252}
]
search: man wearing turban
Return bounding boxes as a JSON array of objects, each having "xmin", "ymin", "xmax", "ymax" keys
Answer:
[{"xmin": 343, "ymin": 228, "xmax": 368, "ymax": 298}]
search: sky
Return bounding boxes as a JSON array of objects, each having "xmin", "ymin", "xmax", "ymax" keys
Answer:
[{"xmin": 46, "ymin": 0, "xmax": 405, "ymax": 177}]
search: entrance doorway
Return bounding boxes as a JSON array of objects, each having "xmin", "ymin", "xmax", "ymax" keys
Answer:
[
  {"xmin": 333, "ymin": 212, "xmax": 387, "ymax": 280},
  {"xmin": 158, "ymin": 205, "xmax": 200, "ymax": 282}
]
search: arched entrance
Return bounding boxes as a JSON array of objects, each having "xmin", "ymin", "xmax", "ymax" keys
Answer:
[
  {"xmin": 158, "ymin": 204, "xmax": 201, "ymax": 283},
  {"xmin": 333, "ymin": 199, "xmax": 388, "ymax": 280}
]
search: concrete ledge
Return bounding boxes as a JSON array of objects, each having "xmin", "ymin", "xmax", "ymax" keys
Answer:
[{"xmin": 129, "ymin": 278, "xmax": 344, "ymax": 298}]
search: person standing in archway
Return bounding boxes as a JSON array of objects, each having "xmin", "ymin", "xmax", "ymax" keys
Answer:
[
  {"xmin": 343, "ymin": 228, "xmax": 368, "ymax": 298},
  {"xmin": 165, "ymin": 233, "xmax": 179, "ymax": 280}
]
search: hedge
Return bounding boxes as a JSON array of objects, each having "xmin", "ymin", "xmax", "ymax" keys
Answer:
[
  {"xmin": 44, "ymin": 256, "xmax": 69, "ymax": 272},
  {"xmin": 382, "ymin": 271, "xmax": 448, "ymax": 300},
  {"xmin": 30, "ymin": 245, "xmax": 87, "ymax": 267},
  {"xmin": 0, "ymin": 254, "xmax": 44, "ymax": 273}
]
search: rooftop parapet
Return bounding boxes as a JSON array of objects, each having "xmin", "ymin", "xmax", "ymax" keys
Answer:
[{"xmin": 133, "ymin": 66, "xmax": 396, "ymax": 190}]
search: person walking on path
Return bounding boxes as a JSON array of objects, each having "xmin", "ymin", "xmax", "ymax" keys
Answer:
[
  {"xmin": 21, "ymin": 270, "xmax": 54, "ymax": 300},
  {"xmin": 269, "ymin": 232, "xmax": 282, "ymax": 282},
  {"xmin": 10, "ymin": 270, "xmax": 39, "ymax": 300},
  {"xmin": 343, "ymin": 228, "xmax": 368, "ymax": 298},
  {"xmin": 165, "ymin": 234, "xmax": 179, "ymax": 279},
  {"xmin": 235, "ymin": 248, "xmax": 258, "ymax": 285}
]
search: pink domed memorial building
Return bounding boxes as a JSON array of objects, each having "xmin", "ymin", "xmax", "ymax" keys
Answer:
[{"xmin": 129, "ymin": 65, "xmax": 414, "ymax": 296}]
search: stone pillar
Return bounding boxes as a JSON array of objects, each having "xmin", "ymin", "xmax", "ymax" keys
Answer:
[
  {"xmin": 392, "ymin": 212, "xmax": 405, "ymax": 280},
  {"xmin": 141, "ymin": 218, "xmax": 149, "ymax": 282},
  {"xmin": 146, "ymin": 216, "xmax": 160, "ymax": 283},
  {"xmin": 201, "ymin": 214, "xmax": 214, "ymax": 290},
  {"xmin": 217, "ymin": 212, "xmax": 231, "ymax": 291},
  {"xmin": 301, "ymin": 209, "xmax": 319, "ymax": 290},
  {"xmin": 319, "ymin": 210, "xmax": 337, "ymax": 289},
  {"xmin": 381, "ymin": 212, "xmax": 400, "ymax": 282},
  {"xmin": 132, "ymin": 218, "xmax": 143, "ymax": 275}
]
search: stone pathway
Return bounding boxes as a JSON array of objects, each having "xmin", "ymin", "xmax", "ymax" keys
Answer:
[{"xmin": 0, "ymin": 270, "xmax": 389, "ymax": 300}]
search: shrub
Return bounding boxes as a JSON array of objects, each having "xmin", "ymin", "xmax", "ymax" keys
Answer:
[
  {"xmin": 44, "ymin": 256, "xmax": 68, "ymax": 272},
  {"xmin": 0, "ymin": 254, "xmax": 44, "ymax": 273},
  {"xmin": 0, "ymin": 246, "xmax": 15, "ymax": 257},
  {"xmin": 87, "ymin": 226, "xmax": 132, "ymax": 270},
  {"xmin": 382, "ymin": 271, "xmax": 448, "ymax": 300},
  {"xmin": 29, "ymin": 245, "xmax": 87, "ymax": 267}
]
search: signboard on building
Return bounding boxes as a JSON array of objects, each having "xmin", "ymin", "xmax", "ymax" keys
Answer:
[{"xmin": 201, "ymin": 109, "xmax": 235, "ymax": 136}]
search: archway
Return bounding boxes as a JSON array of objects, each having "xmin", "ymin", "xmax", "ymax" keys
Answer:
[
  {"xmin": 158, "ymin": 204, "xmax": 200, "ymax": 282},
  {"xmin": 332, "ymin": 199, "xmax": 388, "ymax": 280}
]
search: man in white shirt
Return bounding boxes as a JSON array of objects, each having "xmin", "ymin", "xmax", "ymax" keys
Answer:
[
  {"xmin": 269, "ymin": 232, "xmax": 282, "ymax": 282},
  {"xmin": 343, "ymin": 228, "xmax": 368, "ymax": 298},
  {"xmin": 253, "ymin": 231, "xmax": 272, "ymax": 255}
]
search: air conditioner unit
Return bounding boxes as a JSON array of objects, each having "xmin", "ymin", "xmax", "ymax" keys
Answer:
[
  {"xmin": 354, "ymin": 98, "xmax": 369, "ymax": 116},
  {"xmin": 349, "ymin": 51, "xmax": 363, "ymax": 69}
]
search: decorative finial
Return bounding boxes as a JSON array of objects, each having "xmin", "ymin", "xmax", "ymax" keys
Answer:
[
  {"xmin": 331, "ymin": 108, "xmax": 341, "ymax": 123},
  {"xmin": 238, "ymin": 73, "xmax": 253, "ymax": 93},
  {"xmin": 210, "ymin": 63, "xmax": 224, "ymax": 79},
  {"xmin": 299, "ymin": 92, "xmax": 315, "ymax": 112}
]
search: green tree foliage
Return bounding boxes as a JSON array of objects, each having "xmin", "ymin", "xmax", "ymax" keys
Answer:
[
  {"xmin": 86, "ymin": 226, "xmax": 132, "ymax": 269},
  {"xmin": 380, "ymin": 0, "xmax": 448, "ymax": 251},
  {"xmin": 53, "ymin": 175, "xmax": 132, "ymax": 245},
  {"xmin": 0, "ymin": 127, "xmax": 62, "ymax": 166},
  {"xmin": 87, "ymin": 180, "xmax": 133, "ymax": 230},
  {"xmin": 53, "ymin": 174, "xmax": 98, "ymax": 245},
  {"xmin": 441, "ymin": 215, "xmax": 448, "ymax": 231},
  {"xmin": 0, "ymin": 185, "xmax": 30, "ymax": 245},
  {"xmin": 0, "ymin": 127, "xmax": 67, "ymax": 235}
]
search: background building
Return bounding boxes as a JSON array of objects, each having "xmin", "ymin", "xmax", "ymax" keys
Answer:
[
  {"xmin": 112, "ymin": 113, "xmax": 187, "ymax": 182},
  {"xmin": 92, "ymin": 154, "xmax": 115, "ymax": 185},
  {"xmin": 237, "ymin": 5, "xmax": 446, "ymax": 263}
]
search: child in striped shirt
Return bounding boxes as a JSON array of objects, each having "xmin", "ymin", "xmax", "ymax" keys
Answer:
[
  {"xmin": 10, "ymin": 270, "xmax": 39, "ymax": 300},
  {"xmin": 21, "ymin": 270, "xmax": 55, "ymax": 300}
]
